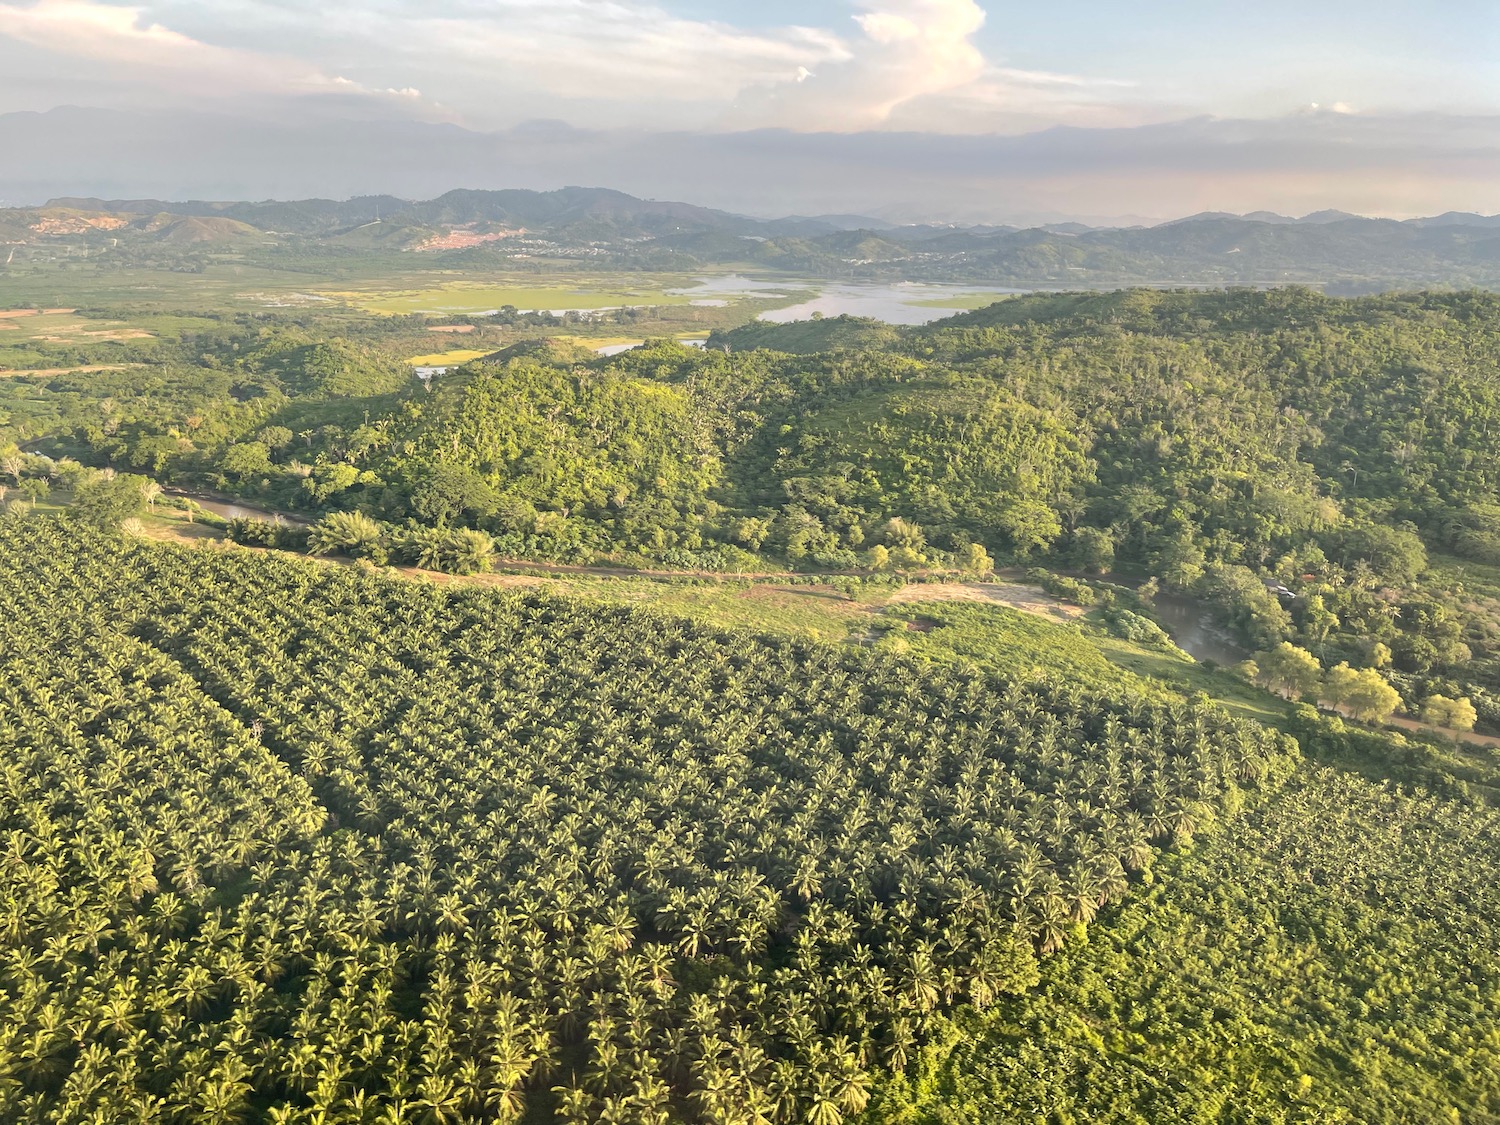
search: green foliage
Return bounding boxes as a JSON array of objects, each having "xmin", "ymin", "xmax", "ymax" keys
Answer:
[
  {"xmin": 709, "ymin": 314, "xmax": 902, "ymax": 354},
  {"xmin": 0, "ymin": 520, "xmax": 1291, "ymax": 1124},
  {"xmin": 306, "ymin": 509, "xmax": 386, "ymax": 562},
  {"xmin": 1420, "ymin": 693, "xmax": 1479, "ymax": 732},
  {"xmin": 403, "ymin": 461, "xmax": 497, "ymax": 525},
  {"xmin": 1103, "ymin": 607, "xmax": 1174, "ymax": 648},
  {"xmin": 1030, "ymin": 570, "xmax": 1098, "ymax": 606},
  {"xmin": 756, "ymin": 379, "xmax": 1091, "ymax": 558},
  {"xmin": 225, "ymin": 516, "xmax": 310, "ymax": 551},
  {"xmin": 389, "ymin": 524, "xmax": 496, "ymax": 574},
  {"xmin": 957, "ymin": 541, "xmax": 994, "ymax": 576},
  {"xmin": 219, "ymin": 439, "xmax": 273, "ymax": 479},
  {"xmin": 249, "ymin": 336, "xmax": 410, "ymax": 399},
  {"xmin": 872, "ymin": 769, "xmax": 1500, "ymax": 1123},
  {"xmin": 386, "ymin": 360, "xmax": 720, "ymax": 550},
  {"xmin": 68, "ymin": 469, "xmax": 148, "ymax": 528},
  {"xmin": 1324, "ymin": 662, "xmax": 1403, "ymax": 724},
  {"xmin": 1253, "ymin": 641, "xmax": 1323, "ymax": 700},
  {"xmin": 16, "ymin": 477, "xmax": 50, "ymax": 504}
]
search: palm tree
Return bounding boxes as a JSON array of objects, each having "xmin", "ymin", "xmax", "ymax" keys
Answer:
[
  {"xmin": 447, "ymin": 528, "xmax": 495, "ymax": 574},
  {"xmin": 307, "ymin": 510, "xmax": 386, "ymax": 560}
]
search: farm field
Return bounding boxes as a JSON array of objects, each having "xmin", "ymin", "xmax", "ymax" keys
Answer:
[
  {"xmin": 0, "ymin": 260, "xmax": 786, "ymax": 314},
  {"xmin": 404, "ymin": 347, "xmax": 492, "ymax": 366},
  {"xmin": 0, "ymin": 517, "xmax": 1300, "ymax": 1123},
  {"xmin": 6, "ymin": 281, "xmax": 1500, "ymax": 1121},
  {"xmin": 5, "ymin": 515, "xmax": 1498, "ymax": 1123},
  {"xmin": 904, "ymin": 291, "xmax": 1024, "ymax": 310},
  {"xmin": 325, "ymin": 281, "xmax": 704, "ymax": 315}
]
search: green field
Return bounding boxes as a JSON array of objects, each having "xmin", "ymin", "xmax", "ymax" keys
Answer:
[
  {"xmin": 330, "ymin": 282, "xmax": 703, "ymax": 315},
  {"xmin": 0, "ymin": 519, "xmax": 1302, "ymax": 1124},
  {"xmin": 0, "ymin": 262, "xmax": 739, "ymax": 315}
]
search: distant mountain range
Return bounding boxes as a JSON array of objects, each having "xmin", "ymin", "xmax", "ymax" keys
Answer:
[
  {"xmin": 28, "ymin": 189, "xmax": 1500, "ymax": 239},
  {"xmin": 4, "ymin": 186, "xmax": 1500, "ymax": 291}
]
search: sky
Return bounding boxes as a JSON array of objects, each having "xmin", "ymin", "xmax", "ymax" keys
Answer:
[{"xmin": 0, "ymin": 0, "xmax": 1496, "ymax": 221}]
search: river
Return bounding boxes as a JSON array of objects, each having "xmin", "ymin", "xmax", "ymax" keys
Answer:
[{"xmin": 1149, "ymin": 594, "xmax": 1249, "ymax": 667}]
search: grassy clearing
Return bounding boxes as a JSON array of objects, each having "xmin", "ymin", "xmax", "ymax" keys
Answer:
[
  {"xmin": 1430, "ymin": 551, "xmax": 1500, "ymax": 600},
  {"xmin": 557, "ymin": 335, "xmax": 645, "ymax": 350},
  {"xmin": 445, "ymin": 577, "xmax": 880, "ymax": 644},
  {"xmin": 0, "ymin": 264, "xmax": 344, "ymax": 312},
  {"xmin": 0, "ymin": 363, "xmax": 138, "ymax": 378},
  {"xmin": 0, "ymin": 264, "xmax": 814, "ymax": 342},
  {"xmin": 405, "ymin": 348, "xmax": 491, "ymax": 366},
  {"xmin": 1088, "ymin": 630, "xmax": 1293, "ymax": 727},
  {"xmin": 885, "ymin": 600, "xmax": 1157, "ymax": 695},
  {"xmin": 0, "ymin": 311, "xmax": 151, "ymax": 344}
]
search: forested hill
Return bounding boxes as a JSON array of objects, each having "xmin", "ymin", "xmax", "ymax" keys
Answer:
[{"xmin": 12, "ymin": 286, "xmax": 1500, "ymax": 737}]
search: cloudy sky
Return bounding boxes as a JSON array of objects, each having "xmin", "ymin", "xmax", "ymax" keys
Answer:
[{"xmin": 0, "ymin": 0, "xmax": 1496, "ymax": 220}]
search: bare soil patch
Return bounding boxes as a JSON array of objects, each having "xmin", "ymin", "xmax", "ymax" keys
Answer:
[{"xmin": 1389, "ymin": 715, "xmax": 1500, "ymax": 749}]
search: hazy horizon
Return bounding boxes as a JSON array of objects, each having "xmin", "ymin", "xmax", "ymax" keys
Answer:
[{"xmin": 1, "ymin": 1, "xmax": 1496, "ymax": 223}]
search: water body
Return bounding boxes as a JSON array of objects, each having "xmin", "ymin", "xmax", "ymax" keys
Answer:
[
  {"xmin": 666, "ymin": 275, "xmax": 796, "ymax": 299},
  {"xmin": 757, "ymin": 282, "xmax": 1028, "ymax": 326},
  {"xmin": 1149, "ymin": 595, "xmax": 1249, "ymax": 667}
]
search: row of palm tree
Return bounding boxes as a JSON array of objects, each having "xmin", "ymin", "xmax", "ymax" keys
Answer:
[{"xmin": 0, "ymin": 516, "xmax": 1294, "ymax": 1123}]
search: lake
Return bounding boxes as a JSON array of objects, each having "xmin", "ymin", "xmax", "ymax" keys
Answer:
[
  {"xmin": 757, "ymin": 282, "xmax": 1027, "ymax": 326},
  {"xmin": 669, "ymin": 275, "xmax": 1027, "ymax": 326}
]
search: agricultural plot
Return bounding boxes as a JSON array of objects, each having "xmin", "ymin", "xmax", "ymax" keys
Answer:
[
  {"xmin": 0, "ymin": 519, "xmax": 1291, "ymax": 1124},
  {"xmin": 404, "ymin": 347, "xmax": 492, "ymax": 366},
  {"xmin": 326, "ymin": 282, "xmax": 704, "ymax": 316}
]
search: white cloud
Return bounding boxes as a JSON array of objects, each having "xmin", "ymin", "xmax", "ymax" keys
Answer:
[
  {"xmin": 400, "ymin": 1, "xmax": 849, "ymax": 107},
  {"xmin": 0, "ymin": 0, "xmax": 349, "ymax": 95},
  {"xmin": 887, "ymin": 65, "xmax": 1164, "ymax": 133},
  {"xmin": 726, "ymin": 0, "xmax": 991, "ymax": 130},
  {"xmin": 0, "ymin": 0, "xmax": 1157, "ymax": 134}
]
